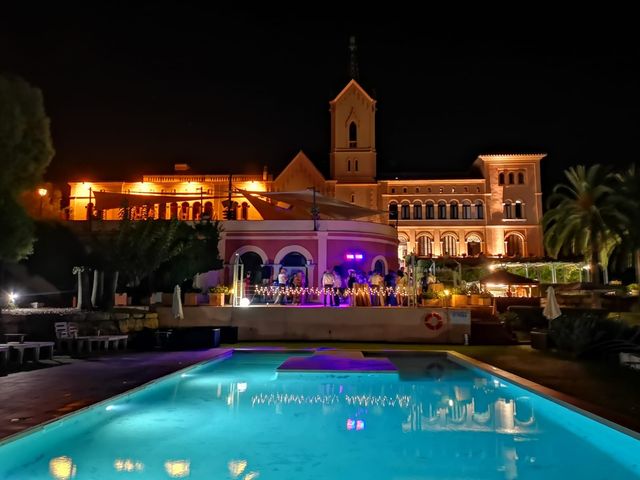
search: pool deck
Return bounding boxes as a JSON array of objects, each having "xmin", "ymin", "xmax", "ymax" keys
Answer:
[{"xmin": 0, "ymin": 349, "xmax": 230, "ymax": 441}]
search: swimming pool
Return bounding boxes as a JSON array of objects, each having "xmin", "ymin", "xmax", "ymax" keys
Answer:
[{"xmin": 0, "ymin": 351, "xmax": 639, "ymax": 479}]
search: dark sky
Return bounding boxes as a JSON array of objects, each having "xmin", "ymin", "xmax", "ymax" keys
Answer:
[{"xmin": 2, "ymin": 6, "xmax": 639, "ymax": 192}]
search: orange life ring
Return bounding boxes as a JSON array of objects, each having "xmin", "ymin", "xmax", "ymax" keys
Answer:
[{"xmin": 424, "ymin": 311, "xmax": 444, "ymax": 330}]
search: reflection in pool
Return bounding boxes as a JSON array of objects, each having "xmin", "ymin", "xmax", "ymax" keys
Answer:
[{"xmin": 0, "ymin": 352, "xmax": 638, "ymax": 479}]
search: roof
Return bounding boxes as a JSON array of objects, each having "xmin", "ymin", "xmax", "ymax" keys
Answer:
[
  {"xmin": 480, "ymin": 270, "xmax": 539, "ymax": 285},
  {"xmin": 330, "ymin": 79, "xmax": 376, "ymax": 105}
]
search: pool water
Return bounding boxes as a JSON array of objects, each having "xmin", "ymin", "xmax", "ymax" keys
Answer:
[{"xmin": 0, "ymin": 351, "xmax": 639, "ymax": 479}]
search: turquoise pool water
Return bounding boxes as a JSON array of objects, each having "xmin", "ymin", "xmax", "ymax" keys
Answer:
[{"xmin": 0, "ymin": 351, "xmax": 639, "ymax": 479}]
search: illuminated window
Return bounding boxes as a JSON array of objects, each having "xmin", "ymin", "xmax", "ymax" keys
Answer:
[
  {"xmin": 192, "ymin": 202, "xmax": 201, "ymax": 220},
  {"xmin": 241, "ymin": 202, "xmax": 249, "ymax": 220},
  {"xmin": 505, "ymin": 234, "xmax": 524, "ymax": 257},
  {"xmin": 417, "ymin": 236, "xmax": 433, "ymax": 256},
  {"xmin": 180, "ymin": 202, "xmax": 189, "ymax": 220},
  {"xmin": 475, "ymin": 200, "xmax": 484, "ymax": 219},
  {"xmin": 170, "ymin": 202, "xmax": 178, "ymax": 219},
  {"xmin": 518, "ymin": 172, "xmax": 525, "ymax": 184},
  {"xmin": 508, "ymin": 172, "xmax": 514, "ymax": 184},
  {"xmin": 158, "ymin": 202, "xmax": 166, "ymax": 219},
  {"xmin": 203, "ymin": 201, "xmax": 213, "ymax": 219},
  {"xmin": 498, "ymin": 172, "xmax": 505, "ymax": 185},
  {"xmin": 441, "ymin": 234, "xmax": 458, "ymax": 256}
]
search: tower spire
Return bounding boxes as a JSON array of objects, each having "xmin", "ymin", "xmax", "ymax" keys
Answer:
[{"xmin": 349, "ymin": 36, "xmax": 359, "ymax": 81}]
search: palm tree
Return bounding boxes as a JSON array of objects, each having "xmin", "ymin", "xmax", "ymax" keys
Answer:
[
  {"xmin": 613, "ymin": 164, "xmax": 640, "ymax": 283},
  {"xmin": 543, "ymin": 165, "xmax": 627, "ymax": 285}
]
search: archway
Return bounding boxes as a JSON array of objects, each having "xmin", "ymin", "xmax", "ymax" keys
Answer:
[
  {"xmin": 371, "ymin": 255, "xmax": 388, "ymax": 275},
  {"xmin": 505, "ymin": 233, "xmax": 525, "ymax": 257},
  {"xmin": 466, "ymin": 233, "xmax": 482, "ymax": 257}
]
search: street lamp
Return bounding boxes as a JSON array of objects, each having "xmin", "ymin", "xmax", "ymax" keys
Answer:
[{"xmin": 38, "ymin": 188, "xmax": 47, "ymax": 217}]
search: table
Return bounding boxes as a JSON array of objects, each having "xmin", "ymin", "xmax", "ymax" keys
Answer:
[{"xmin": 3, "ymin": 333, "xmax": 26, "ymax": 343}]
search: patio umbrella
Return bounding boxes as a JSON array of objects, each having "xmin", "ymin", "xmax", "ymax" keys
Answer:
[
  {"xmin": 542, "ymin": 286, "xmax": 561, "ymax": 321},
  {"xmin": 172, "ymin": 285, "xmax": 184, "ymax": 320}
]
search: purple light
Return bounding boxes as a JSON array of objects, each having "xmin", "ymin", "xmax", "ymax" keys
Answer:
[
  {"xmin": 345, "ymin": 254, "xmax": 355, "ymax": 260},
  {"xmin": 345, "ymin": 252, "xmax": 364, "ymax": 261},
  {"xmin": 354, "ymin": 254, "xmax": 364, "ymax": 260}
]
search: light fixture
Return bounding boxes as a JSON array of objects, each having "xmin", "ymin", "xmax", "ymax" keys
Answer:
[
  {"xmin": 239, "ymin": 298, "xmax": 250, "ymax": 307},
  {"xmin": 38, "ymin": 188, "xmax": 47, "ymax": 197}
]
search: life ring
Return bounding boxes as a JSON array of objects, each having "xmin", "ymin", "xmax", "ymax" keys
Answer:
[{"xmin": 424, "ymin": 312, "xmax": 444, "ymax": 331}]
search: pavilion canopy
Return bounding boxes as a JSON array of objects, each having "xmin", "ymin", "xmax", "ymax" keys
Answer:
[
  {"xmin": 239, "ymin": 189, "xmax": 383, "ymax": 220},
  {"xmin": 480, "ymin": 270, "xmax": 539, "ymax": 286}
]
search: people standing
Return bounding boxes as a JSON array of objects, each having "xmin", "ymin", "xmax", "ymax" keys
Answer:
[
  {"xmin": 274, "ymin": 267, "xmax": 288, "ymax": 305},
  {"xmin": 332, "ymin": 269, "xmax": 342, "ymax": 306},
  {"xmin": 322, "ymin": 270, "xmax": 335, "ymax": 306}
]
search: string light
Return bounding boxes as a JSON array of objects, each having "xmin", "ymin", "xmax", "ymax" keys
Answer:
[{"xmin": 254, "ymin": 286, "xmax": 412, "ymax": 297}]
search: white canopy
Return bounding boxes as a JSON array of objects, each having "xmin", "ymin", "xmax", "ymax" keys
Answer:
[{"xmin": 239, "ymin": 189, "xmax": 383, "ymax": 220}]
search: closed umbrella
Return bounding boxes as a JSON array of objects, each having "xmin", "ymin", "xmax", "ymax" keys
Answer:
[
  {"xmin": 543, "ymin": 286, "xmax": 561, "ymax": 321},
  {"xmin": 172, "ymin": 285, "xmax": 184, "ymax": 320}
]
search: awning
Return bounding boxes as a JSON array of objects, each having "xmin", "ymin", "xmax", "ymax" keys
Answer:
[{"xmin": 240, "ymin": 189, "xmax": 383, "ymax": 220}]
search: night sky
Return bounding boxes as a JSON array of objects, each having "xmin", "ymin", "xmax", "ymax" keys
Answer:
[{"xmin": 2, "ymin": 7, "xmax": 639, "ymax": 192}]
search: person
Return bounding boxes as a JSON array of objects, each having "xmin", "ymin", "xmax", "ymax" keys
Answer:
[
  {"xmin": 347, "ymin": 270, "xmax": 357, "ymax": 306},
  {"xmin": 332, "ymin": 269, "xmax": 342, "ymax": 306},
  {"xmin": 369, "ymin": 270, "xmax": 382, "ymax": 306},
  {"xmin": 322, "ymin": 270, "xmax": 335, "ymax": 306},
  {"xmin": 292, "ymin": 272, "xmax": 303, "ymax": 304},
  {"xmin": 384, "ymin": 271, "xmax": 397, "ymax": 306},
  {"xmin": 274, "ymin": 267, "xmax": 288, "ymax": 305}
]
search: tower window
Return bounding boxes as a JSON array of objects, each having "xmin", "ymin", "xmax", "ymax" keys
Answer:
[
  {"xmin": 347, "ymin": 159, "xmax": 351, "ymax": 172},
  {"xmin": 355, "ymin": 159, "xmax": 358, "ymax": 171},
  {"xmin": 499, "ymin": 172, "xmax": 505, "ymax": 185},
  {"xmin": 518, "ymin": 172, "xmax": 525, "ymax": 184},
  {"xmin": 508, "ymin": 172, "xmax": 515, "ymax": 184},
  {"xmin": 349, "ymin": 122, "xmax": 357, "ymax": 148}
]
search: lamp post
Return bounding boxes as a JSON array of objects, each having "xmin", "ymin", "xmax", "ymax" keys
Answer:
[
  {"xmin": 38, "ymin": 188, "xmax": 47, "ymax": 217},
  {"xmin": 308, "ymin": 186, "xmax": 319, "ymax": 231}
]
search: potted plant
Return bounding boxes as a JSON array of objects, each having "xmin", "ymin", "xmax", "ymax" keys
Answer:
[
  {"xmin": 421, "ymin": 289, "xmax": 441, "ymax": 307},
  {"xmin": 208, "ymin": 285, "xmax": 229, "ymax": 306},
  {"xmin": 184, "ymin": 289, "xmax": 200, "ymax": 306},
  {"xmin": 450, "ymin": 286, "xmax": 469, "ymax": 307}
]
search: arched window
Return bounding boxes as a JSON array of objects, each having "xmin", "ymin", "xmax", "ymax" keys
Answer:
[
  {"xmin": 413, "ymin": 202, "xmax": 422, "ymax": 219},
  {"xmin": 180, "ymin": 202, "xmax": 189, "ymax": 220},
  {"xmin": 441, "ymin": 234, "xmax": 458, "ymax": 256},
  {"xmin": 499, "ymin": 172, "xmax": 505, "ymax": 185},
  {"xmin": 475, "ymin": 200, "xmax": 484, "ymax": 219},
  {"xmin": 462, "ymin": 201, "xmax": 471, "ymax": 219},
  {"xmin": 518, "ymin": 172, "xmax": 525, "ymax": 184},
  {"xmin": 450, "ymin": 201, "xmax": 459, "ymax": 219},
  {"xmin": 438, "ymin": 201, "xmax": 447, "ymax": 219},
  {"xmin": 347, "ymin": 159, "xmax": 351, "ymax": 172},
  {"xmin": 426, "ymin": 201, "xmax": 435, "ymax": 219},
  {"xmin": 417, "ymin": 235, "xmax": 433, "ymax": 256},
  {"xmin": 398, "ymin": 235, "xmax": 409, "ymax": 261},
  {"xmin": 241, "ymin": 202, "xmax": 249, "ymax": 220},
  {"xmin": 349, "ymin": 122, "xmax": 357, "ymax": 148},
  {"xmin": 158, "ymin": 203, "xmax": 166, "ymax": 220},
  {"xmin": 400, "ymin": 203, "xmax": 410, "ymax": 220},
  {"xmin": 515, "ymin": 200, "xmax": 523, "ymax": 219},
  {"xmin": 508, "ymin": 172, "xmax": 515, "ymax": 184},
  {"xmin": 466, "ymin": 233, "xmax": 482, "ymax": 256},
  {"xmin": 504, "ymin": 201, "xmax": 513, "ymax": 219},
  {"xmin": 388, "ymin": 203, "xmax": 398, "ymax": 221},
  {"xmin": 170, "ymin": 202, "xmax": 178, "ymax": 219},
  {"xmin": 505, "ymin": 234, "xmax": 524, "ymax": 257},
  {"xmin": 192, "ymin": 202, "xmax": 201, "ymax": 220},
  {"xmin": 203, "ymin": 201, "xmax": 213, "ymax": 219}
]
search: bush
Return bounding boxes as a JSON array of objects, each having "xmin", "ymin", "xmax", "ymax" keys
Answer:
[
  {"xmin": 498, "ymin": 311, "xmax": 524, "ymax": 331},
  {"xmin": 549, "ymin": 312, "xmax": 639, "ymax": 358}
]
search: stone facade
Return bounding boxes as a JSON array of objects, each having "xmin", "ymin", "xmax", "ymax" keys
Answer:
[{"xmin": 67, "ymin": 79, "xmax": 545, "ymax": 259}]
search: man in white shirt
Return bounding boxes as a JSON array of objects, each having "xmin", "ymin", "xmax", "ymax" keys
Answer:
[{"xmin": 322, "ymin": 270, "xmax": 335, "ymax": 306}]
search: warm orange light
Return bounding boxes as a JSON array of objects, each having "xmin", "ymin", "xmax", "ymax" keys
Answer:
[
  {"xmin": 49, "ymin": 456, "xmax": 77, "ymax": 479},
  {"xmin": 228, "ymin": 459, "xmax": 247, "ymax": 477},
  {"xmin": 165, "ymin": 460, "xmax": 190, "ymax": 478},
  {"xmin": 38, "ymin": 188, "xmax": 48, "ymax": 197}
]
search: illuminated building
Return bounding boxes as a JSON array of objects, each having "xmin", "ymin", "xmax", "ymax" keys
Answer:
[{"xmin": 67, "ymin": 79, "xmax": 544, "ymax": 273}]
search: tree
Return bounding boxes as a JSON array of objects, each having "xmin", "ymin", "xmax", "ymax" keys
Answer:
[
  {"xmin": 0, "ymin": 74, "xmax": 54, "ymax": 263},
  {"xmin": 613, "ymin": 164, "xmax": 640, "ymax": 283},
  {"xmin": 543, "ymin": 165, "xmax": 627, "ymax": 285}
]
